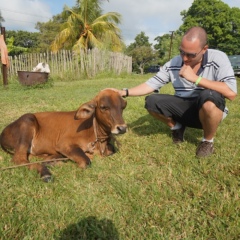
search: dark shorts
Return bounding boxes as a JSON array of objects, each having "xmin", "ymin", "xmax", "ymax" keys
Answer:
[{"xmin": 145, "ymin": 89, "xmax": 226, "ymax": 129}]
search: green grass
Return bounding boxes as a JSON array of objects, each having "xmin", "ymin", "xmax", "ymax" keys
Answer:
[{"xmin": 0, "ymin": 75, "xmax": 239, "ymax": 239}]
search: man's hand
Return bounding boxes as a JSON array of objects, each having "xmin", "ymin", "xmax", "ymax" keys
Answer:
[
  {"xmin": 101, "ymin": 88, "xmax": 126, "ymax": 97},
  {"xmin": 179, "ymin": 64, "xmax": 198, "ymax": 83}
]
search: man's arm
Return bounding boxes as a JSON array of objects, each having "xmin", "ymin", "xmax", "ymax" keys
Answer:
[
  {"xmin": 179, "ymin": 64, "xmax": 237, "ymax": 101},
  {"xmin": 195, "ymin": 78, "xmax": 236, "ymax": 101},
  {"xmin": 119, "ymin": 83, "xmax": 155, "ymax": 97}
]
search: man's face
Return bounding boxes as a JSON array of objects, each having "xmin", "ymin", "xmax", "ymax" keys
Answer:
[{"xmin": 179, "ymin": 38, "xmax": 208, "ymax": 68}]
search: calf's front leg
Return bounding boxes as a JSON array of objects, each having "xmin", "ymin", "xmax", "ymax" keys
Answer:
[{"xmin": 58, "ymin": 144, "xmax": 91, "ymax": 168}]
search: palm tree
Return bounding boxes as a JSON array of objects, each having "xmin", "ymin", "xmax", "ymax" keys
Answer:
[{"xmin": 51, "ymin": 0, "xmax": 123, "ymax": 52}]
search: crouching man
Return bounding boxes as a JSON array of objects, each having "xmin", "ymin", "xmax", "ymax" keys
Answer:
[{"xmin": 118, "ymin": 26, "xmax": 237, "ymax": 157}]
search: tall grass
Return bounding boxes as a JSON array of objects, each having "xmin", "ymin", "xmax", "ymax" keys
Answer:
[{"xmin": 0, "ymin": 75, "xmax": 239, "ymax": 239}]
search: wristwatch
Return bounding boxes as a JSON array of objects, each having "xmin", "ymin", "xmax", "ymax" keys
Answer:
[{"xmin": 122, "ymin": 88, "xmax": 129, "ymax": 98}]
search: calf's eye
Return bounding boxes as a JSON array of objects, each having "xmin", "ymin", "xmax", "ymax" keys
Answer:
[{"xmin": 100, "ymin": 106, "xmax": 109, "ymax": 111}]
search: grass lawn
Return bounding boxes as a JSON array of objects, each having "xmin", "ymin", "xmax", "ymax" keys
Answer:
[{"xmin": 0, "ymin": 74, "xmax": 239, "ymax": 239}]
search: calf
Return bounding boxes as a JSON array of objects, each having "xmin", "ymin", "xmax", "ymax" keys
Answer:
[{"xmin": 0, "ymin": 89, "xmax": 127, "ymax": 182}]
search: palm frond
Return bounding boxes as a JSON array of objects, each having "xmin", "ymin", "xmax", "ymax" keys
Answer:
[
  {"xmin": 94, "ymin": 12, "xmax": 122, "ymax": 25},
  {"xmin": 92, "ymin": 21, "xmax": 121, "ymax": 35},
  {"xmin": 51, "ymin": 28, "xmax": 72, "ymax": 52},
  {"xmin": 73, "ymin": 30, "xmax": 103, "ymax": 51},
  {"xmin": 51, "ymin": 1, "xmax": 123, "ymax": 52},
  {"xmin": 65, "ymin": 6, "xmax": 85, "ymax": 24}
]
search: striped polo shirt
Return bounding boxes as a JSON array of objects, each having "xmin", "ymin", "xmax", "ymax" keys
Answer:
[{"xmin": 146, "ymin": 49, "xmax": 237, "ymax": 98}]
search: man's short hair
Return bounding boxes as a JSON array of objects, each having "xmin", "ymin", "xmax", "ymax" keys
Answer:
[{"xmin": 183, "ymin": 26, "xmax": 208, "ymax": 47}]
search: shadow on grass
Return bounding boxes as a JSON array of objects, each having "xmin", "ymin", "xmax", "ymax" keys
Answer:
[
  {"xmin": 128, "ymin": 114, "xmax": 169, "ymax": 135},
  {"xmin": 128, "ymin": 114, "xmax": 202, "ymax": 144},
  {"xmin": 58, "ymin": 216, "xmax": 119, "ymax": 240}
]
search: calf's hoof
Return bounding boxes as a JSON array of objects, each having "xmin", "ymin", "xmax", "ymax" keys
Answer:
[
  {"xmin": 106, "ymin": 143, "xmax": 116, "ymax": 156},
  {"xmin": 41, "ymin": 174, "xmax": 53, "ymax": 183},
  {"xmin": 79, "ymin": 160, "xmax": 91, "ymax": 169},
  {"xmin": 40, "ymin": 165, "xmax": 53, "ymax": 182}
]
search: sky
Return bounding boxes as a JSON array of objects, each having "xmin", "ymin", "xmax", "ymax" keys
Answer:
[{"xmin": 0, "ymin": 0, "xmax": 240, "ymax": 45}]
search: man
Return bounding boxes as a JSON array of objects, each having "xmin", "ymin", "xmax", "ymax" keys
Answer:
[{"xmin": 118, "ymin": 26, "xmax": 237, "ymax": 157}]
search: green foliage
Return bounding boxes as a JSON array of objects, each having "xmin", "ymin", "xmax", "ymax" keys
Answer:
[
  {"xmin": 126, "ymin": 31, "xmax": 152, "ymax": 52},
  {"xmin": 51, "ymin": 0, "xmax": 123, "ymax": 52},
  {"xmin": 4, "ymin": 0, "xmax": 240, "ymax": 60},
  {"xmin": 151, "ymin": 0, "xmax": 240, "ymax": 65},
  {"xmin": 127, "ymin": 0, "xmax": 240, "ymax": 66},
  {"xmin": 126, "ymin": 32, "xmax": 158, "ymax": 73},
  {"xmin": 126, "ymin": 0, "xmax": 240, "ymax": 67},
  {"xmin": 130, "ymin": 45, "xmax": 158, "ymax": 74},
  {"xmin": 179, "ymin": 0, "xmax": 240, "ymax": 54},
  {"xmin": 6, "ymin": 30, "xmax": 41, "ymax": 55},
  {"xmin": 35, "ymin": 14, "xmax": 66, "ymax": 52},
  {"xmin": 0, "ymin": 75, "xmax": 239, "ymax": 239},
  {"xmin": 154, "ymin": 32, "xmax": 183, "ymax": 65},
  {"xmin": 6, "ymin": 36, "xmax": 28, "ymax": 55}
]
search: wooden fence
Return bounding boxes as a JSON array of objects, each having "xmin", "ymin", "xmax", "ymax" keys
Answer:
[{"xmin": 2, "ymin": 48, "xmax": 132, "ymax": 78}]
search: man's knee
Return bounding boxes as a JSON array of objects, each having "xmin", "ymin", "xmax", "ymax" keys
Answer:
[
  {"xmin": 145, "ymin": 94, "xmax": 157, "ymax": 111},
  {"xmin": 197, "ymin": 89, "xmax": 225, "ymax": 111},
  {"xmin": 201, "ymin": 101, "xmax": 216, "ymax": 112},
  {"xmin": 200, "ymin": 100, "xmax": 224, "ymax": 122}
]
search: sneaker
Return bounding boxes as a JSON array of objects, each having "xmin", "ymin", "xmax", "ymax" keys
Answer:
[
  {"xmin": 196, "ymin": 141, "xmax": 214, "ymax": 157},
  {"xmin": 171, "ymin": 126, "xmax": 185, "ymax": 144}
]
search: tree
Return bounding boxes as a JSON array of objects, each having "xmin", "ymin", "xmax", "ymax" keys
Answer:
[
  {"xmin": 154, "ymin": 32, "xmax": 182, "ymax": 65},
  {"xmin": 6, "ymin": 30, "xmax": 40, "ymax": 55},
  {"xmin": 126, "ymin": 32, "xmax": 157, "ymax": 74},
  {"xmin": 51, "ymin": 0, "xmax": 123, "ymax": 52},
  {"xmin": 131, "ymin": 46, "xmax": 158, "ymax": 74},
  {"xmin": 35, "ymin": 14, "xmax": 66, "ymax": 52},
  {"xmin": 127, "ymin": 31, "xmax": 151, "ymax": 52},
  {"xmin": 179, "ymin": 0, "xmax": 240, "ymax": 54},
  {"xmin": 6, "ymin": 36, "xmax": 28, "ymax": 56}
]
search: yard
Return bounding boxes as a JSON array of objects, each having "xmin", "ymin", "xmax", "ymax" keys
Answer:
[{"xmin": 0, "ymin": 74, "xmax": 239, "ymax": 239}]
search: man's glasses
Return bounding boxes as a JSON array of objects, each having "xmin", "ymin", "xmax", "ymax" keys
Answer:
[{"xmin": 179, "ymin": 47, "xmax": 205, "ymax": 58}]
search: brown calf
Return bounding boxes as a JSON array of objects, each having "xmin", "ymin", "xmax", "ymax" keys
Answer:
[{"xmin": 0, "ymin": 89, "xmax": 127, "ymax": 182}]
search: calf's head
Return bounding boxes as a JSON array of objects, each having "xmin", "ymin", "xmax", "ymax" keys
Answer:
[{"xmin": 75, "ymin": 89, "xmax": 127, "ymax": 134}]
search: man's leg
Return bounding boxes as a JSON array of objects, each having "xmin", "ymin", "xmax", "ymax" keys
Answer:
[
  {"xmin": 196, "ymin": 90, "xmax": 226, "ymax": 157},
  {"xmin": 148, "ymin": 110, "xmax": 186, "ymax": 143},
  {"xmin": 145, "ymin": 94, "xmax": 197, "ymax": 143},
  {"xmin": 199, "ymin": 101, "xmax": 223, "ymax": 140},
  {"xmin": 147, "ymin": 110, "xmax": 176, "ymax": 128},
  {"xmin": 145, "ymin": 91, "xmax": 226, "ymax": 157}
]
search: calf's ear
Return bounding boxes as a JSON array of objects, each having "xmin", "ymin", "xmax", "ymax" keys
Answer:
[{"xmin": 75, "ymin": 101, "xmax": 96, "ymax": 119}]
